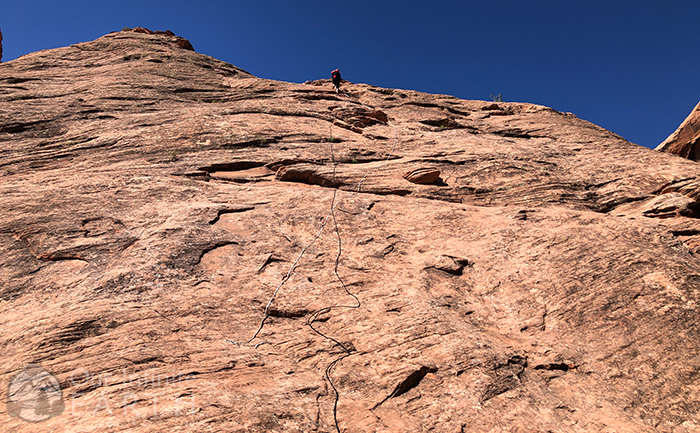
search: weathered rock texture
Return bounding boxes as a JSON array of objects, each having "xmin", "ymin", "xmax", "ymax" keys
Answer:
[
  {"xmin": 3, "ymin": 30, "xmax": 700, "ymax": 433},
  {"xmin": 656, "ymin": 101, "xmax": 700, "ymax": 160}
]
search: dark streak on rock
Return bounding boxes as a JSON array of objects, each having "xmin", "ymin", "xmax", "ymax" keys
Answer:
[{"xmin": 372, "ymin": 366, "xmax": 438, "ymax": 410}]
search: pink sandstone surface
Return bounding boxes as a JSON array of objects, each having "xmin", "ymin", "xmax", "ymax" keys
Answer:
[{"xmin": 2, "ymin": 29, "xmax": 700, "ymax": 432}]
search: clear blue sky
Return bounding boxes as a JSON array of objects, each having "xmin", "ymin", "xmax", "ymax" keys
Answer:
[{"xmin": 3, "ymin": 1, "xmax": 699, "ymax": 149}]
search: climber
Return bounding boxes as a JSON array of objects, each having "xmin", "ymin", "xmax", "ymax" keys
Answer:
[{"xmin": 331, "ymin": 69, "xmax": 341, "ymax": 94}]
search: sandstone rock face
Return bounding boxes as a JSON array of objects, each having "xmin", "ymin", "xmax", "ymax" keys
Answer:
[
  {"xmin": 403, "ymin": 167, "xmax": 442, "ymax": 185},
  {"xmin": 3, "ymin": 30, "xmax": 700, "ymax": 432},
  {"xmin": 656, "ymin": 101, "xmax": 700, "ymax": 160}
]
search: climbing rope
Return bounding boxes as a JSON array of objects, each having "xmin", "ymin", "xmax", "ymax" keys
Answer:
[
  {"xmin": 305, "ymin": 137, "xmax": 360, "ymax": 432},
  {"xmin": 229, "ymin": 86, "xmax": 398, "ymax": 432},
  {"xmin": 306, "ymin": 118, "xmax": 398, "ymax": 433},
  {"xmin": 229, "ymin": 97, "xmax": 397, "ymax": 347},
  {"xmin": 232, "ymin": 189, "xmax": 343, "ymax": 345}
]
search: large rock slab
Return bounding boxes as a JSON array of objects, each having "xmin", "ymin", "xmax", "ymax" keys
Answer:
[
  {"xmin": 656, "ymin": 101, "xmax": 700, "ymax": 160},
  {"xmin": 3, "ymin": 30, "xmax": 700, "ymax": 432}
]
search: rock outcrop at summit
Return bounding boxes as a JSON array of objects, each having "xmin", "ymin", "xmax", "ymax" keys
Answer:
[
  {"xmin": 657, "ymin": 101, "xmax": 700, "ymax": 160},
  {"xmin": 3, "ymin": 30, "xmax": 700, "ymax": 432},
  {"xmin": 123, "ymin": 27, "xmax": 195, "ymax": 51}
]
